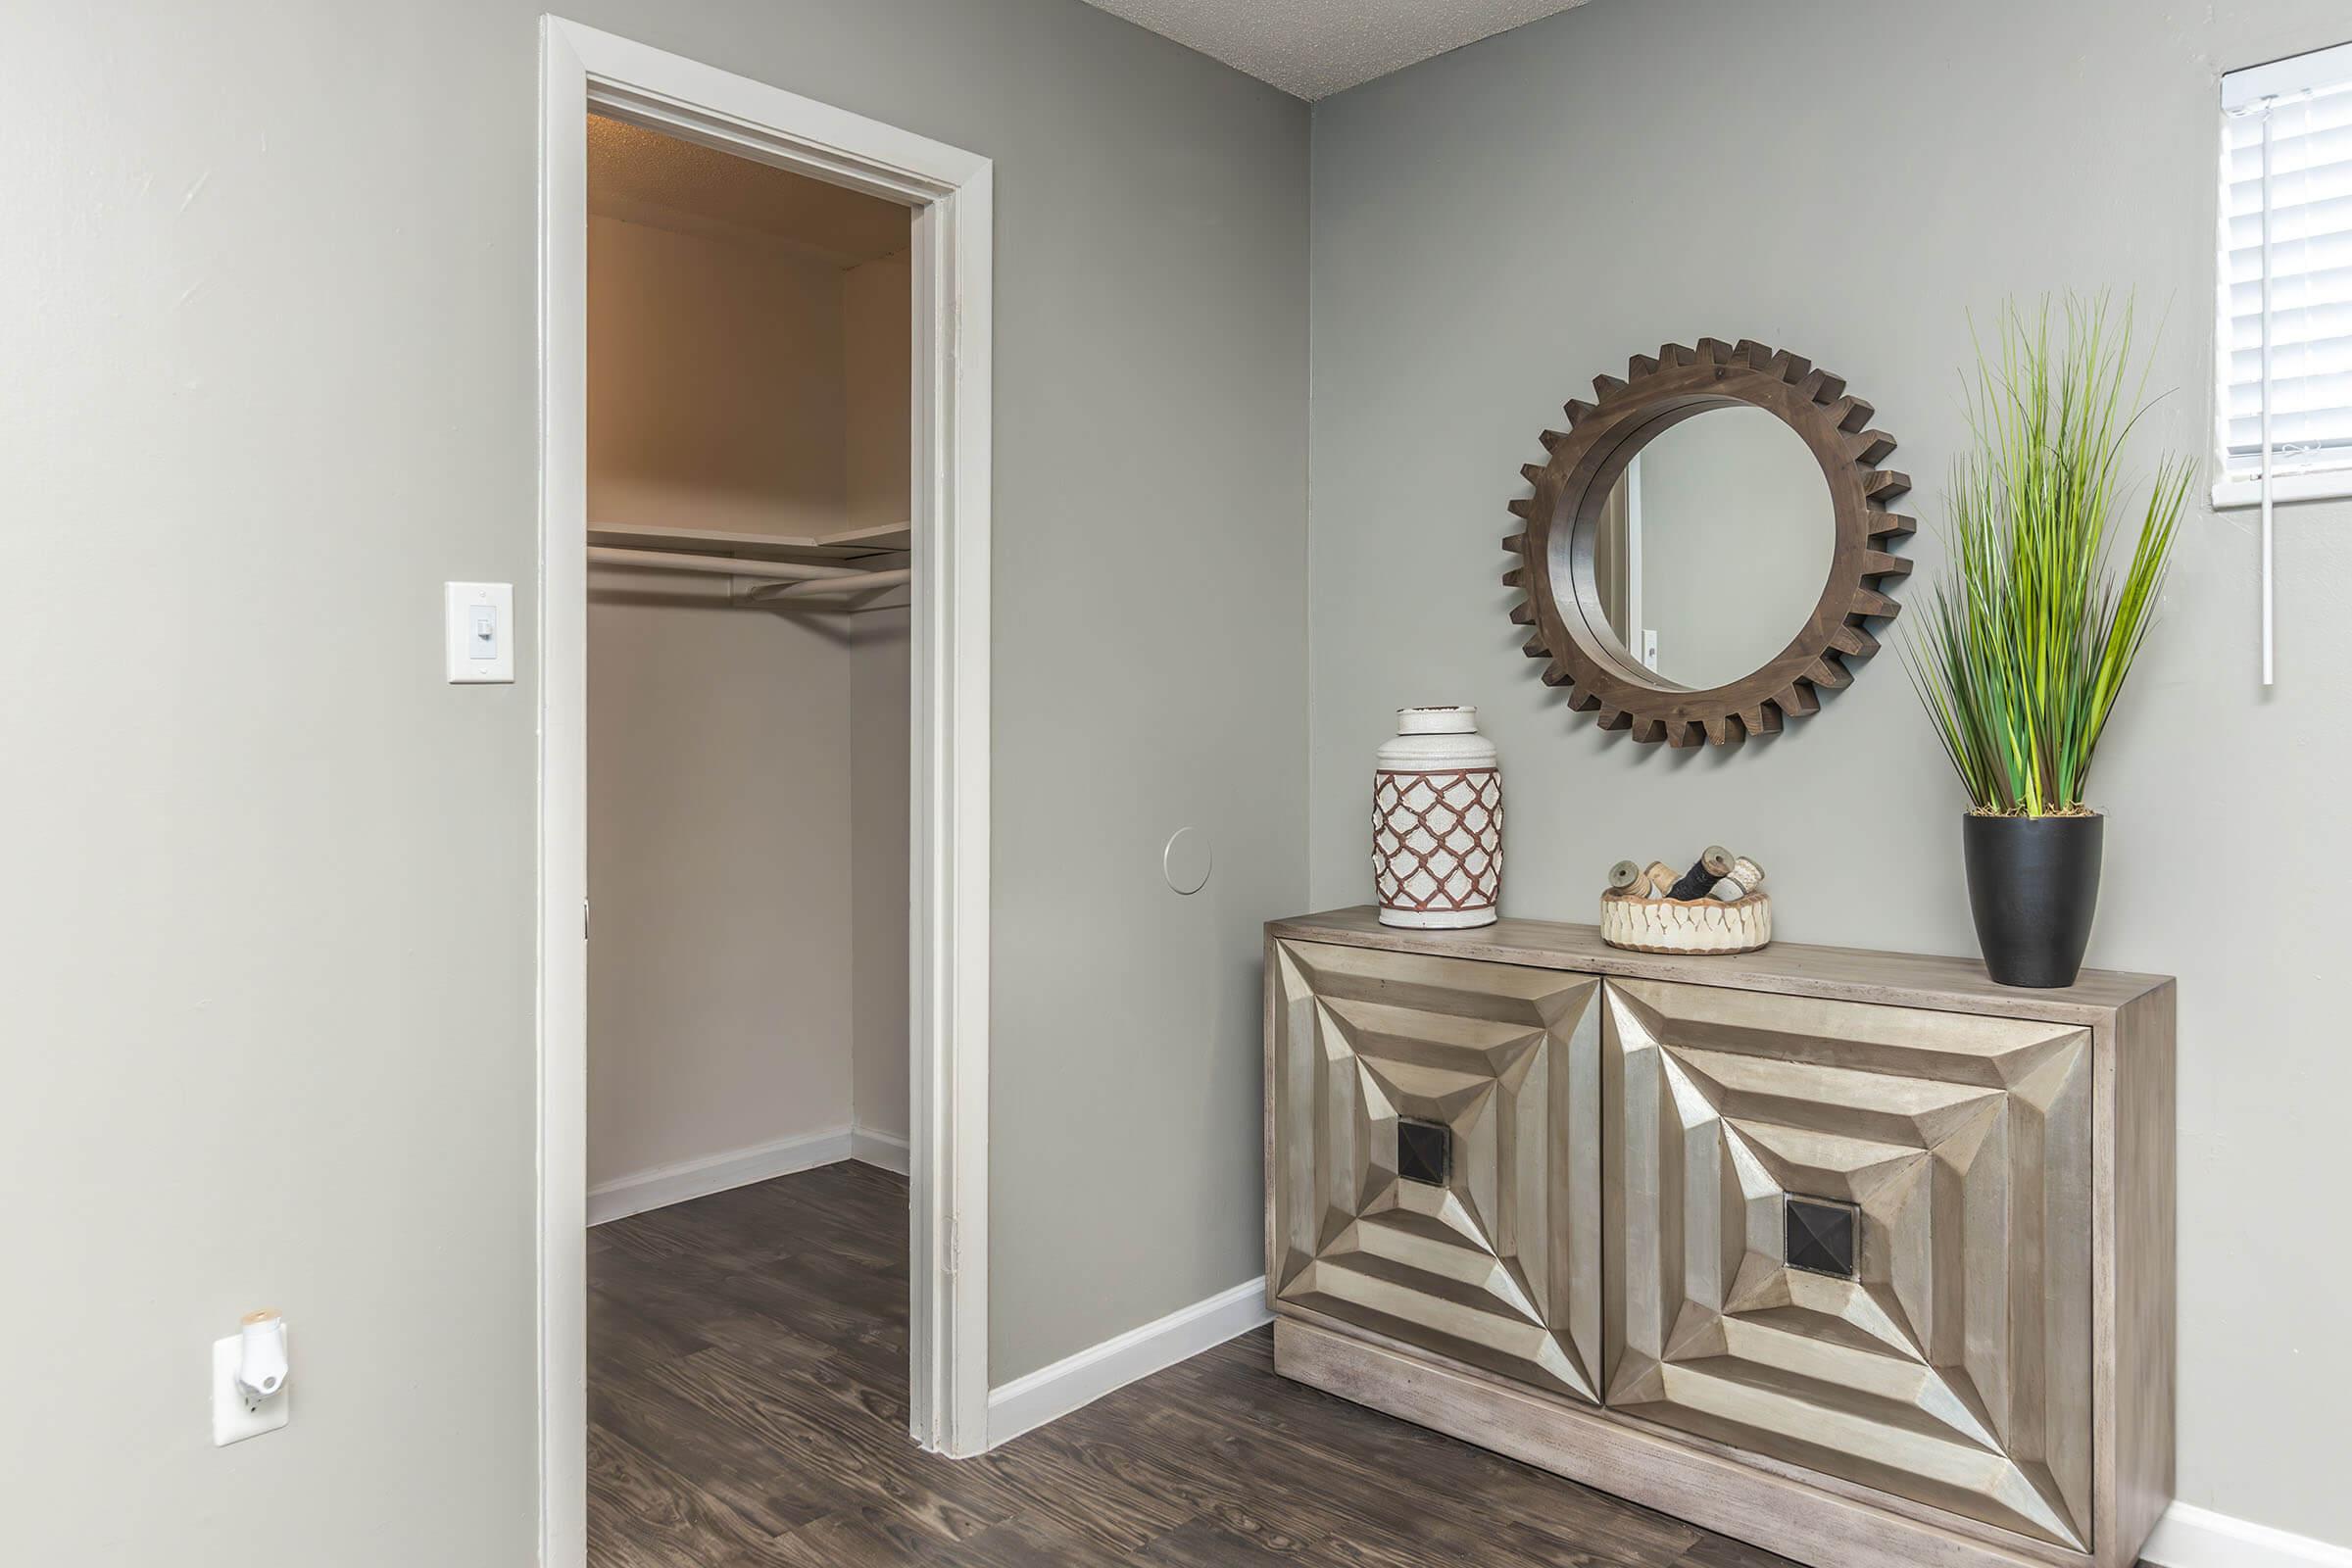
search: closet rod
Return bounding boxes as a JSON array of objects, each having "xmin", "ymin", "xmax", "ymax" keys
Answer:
[
  {"xmin": 747, "ymin": 567, "xmax": 911, "ymax": 602},
  {"xmin": 586, "ymin": 547, "xmax": 869, "ymax": 582}
]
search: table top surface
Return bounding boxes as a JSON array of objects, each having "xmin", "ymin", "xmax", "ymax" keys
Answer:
[{"xmin": 1270, "ymin": 906, "xmax": 2173, "ymax": 1025}]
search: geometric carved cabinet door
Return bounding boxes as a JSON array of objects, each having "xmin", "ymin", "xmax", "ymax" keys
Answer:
[
  {"xmin": 1269, "ymin": 940, "xmax": 1601, "ymax": 1403},
  {"xmin": 1601, "ymin": 979, "xmax": 2094, "ymax": 1551}
]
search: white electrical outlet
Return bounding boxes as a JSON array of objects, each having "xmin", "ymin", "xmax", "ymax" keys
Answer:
[{"xmin": 213, "ymin": 1328, "xmax": 290, "ymax": 1446}]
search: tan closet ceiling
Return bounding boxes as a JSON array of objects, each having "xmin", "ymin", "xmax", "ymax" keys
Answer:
[{"xmin": 587, "ymin": 116, "xmax": 908, "ymax": 266}]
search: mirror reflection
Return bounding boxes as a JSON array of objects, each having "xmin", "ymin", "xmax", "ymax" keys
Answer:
[{"xmin": 1587, "ymin": 407, "xmax": 1833, "ymax": 691}]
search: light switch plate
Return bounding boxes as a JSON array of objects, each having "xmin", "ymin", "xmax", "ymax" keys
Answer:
[
  {"xmin": 212, "ymin": 1329, "xmax": 290, "ymax": 1446},
  {"xmin": 445, "ymin": 582, "xmax": 514, "ymax": 684}
]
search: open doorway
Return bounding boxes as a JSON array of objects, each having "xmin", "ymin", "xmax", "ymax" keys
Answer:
[
  {"xmin": 582, "ymin": 116, "xmax": 914, "ymax": 1217},
  {"xmin": 579, "ymin": 116, "xmax": 921, "ymax": 1562},
  {"xmin": 539, "ymin": 22, "xmax": 994, "ymax": 1565}
]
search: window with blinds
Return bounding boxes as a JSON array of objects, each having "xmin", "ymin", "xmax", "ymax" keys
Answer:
[{"xmin": 2219, "ymin": 41, "xmax": 2352, "ymax": 505}]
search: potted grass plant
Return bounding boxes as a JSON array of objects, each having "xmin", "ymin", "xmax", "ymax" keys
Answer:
[{"xmin": 1907, "ymin": 297, "xmax": 2188, "ymax": 987}]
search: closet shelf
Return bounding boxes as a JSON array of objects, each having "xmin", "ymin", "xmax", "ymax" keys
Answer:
[
  {"xmin": 587, "ymin": 529, "xmax": 911, "ymax": 614},
  {"xmin": 589, "ymin": 520, "xmax": 910, "ymax": 559}
]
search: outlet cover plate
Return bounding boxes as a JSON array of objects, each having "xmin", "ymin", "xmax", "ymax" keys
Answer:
[{"xmin": 212, "ymin": 1330, "xmax": 290, "ymax": 1446}]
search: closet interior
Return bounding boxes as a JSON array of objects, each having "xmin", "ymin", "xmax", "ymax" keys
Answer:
[{"xmin": 582, "ymin": 112, "xmax": 914, "ymax": 1228}]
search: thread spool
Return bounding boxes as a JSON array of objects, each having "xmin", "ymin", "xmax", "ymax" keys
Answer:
[
  {"xmin": 1607, "ymin": 860, "xmax": 1642, "ymax": 895},
  {"xmin": 1708, "ymin": 877, "xmax": 1746, "ymax": 902},
  {"xmin": 1728, "ymin": 856, "xmax": 1767, "ymax": 894},
  {"xmin": 1641, "ymin": 861, "xmax": 1679, "ymax": 899},
  {"xmin": 1667, "ymin": 846, "xmax": 1734, "ymax": 902}
]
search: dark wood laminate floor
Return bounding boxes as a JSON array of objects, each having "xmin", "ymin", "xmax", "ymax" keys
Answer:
[{"xmin": 588, "ymin": 1161, "xmax": 1796, "ymax": 1568}]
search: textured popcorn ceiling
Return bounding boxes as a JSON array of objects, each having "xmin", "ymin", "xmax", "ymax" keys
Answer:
[{"xmin": 1079, "ymin": 0, "xmax": 1589, "ymax": 99}]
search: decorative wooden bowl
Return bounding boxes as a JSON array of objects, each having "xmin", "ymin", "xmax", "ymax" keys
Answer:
[{"xmin": 1599, "ymin": 890, "xmax": 1773, "ymax": 955}]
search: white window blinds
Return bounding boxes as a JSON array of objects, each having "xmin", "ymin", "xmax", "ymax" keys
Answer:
[{"xmin": 2221, "ymin": 43, "xmax": 2352, "ymax": 491}]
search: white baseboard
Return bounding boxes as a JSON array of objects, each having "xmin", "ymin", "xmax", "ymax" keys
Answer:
[
  {"xmin": 2144, "ymin": 1503, "xmax": 2352, "ymax": 1568},
  {"xmin": 587, "ymin": 1123, "xmax": 913, "ymax": 1225},
  {"xmin": 850, "ymin": 1125, "xmax": 910, "ymax": 1175},
  {"xmin": 586, "ymin": 1126, "xmax": 853, "ymax": 1226},
  {"xmin": 985, "ymin": 1276, "xmax": 1270, "ymax": 1447}
]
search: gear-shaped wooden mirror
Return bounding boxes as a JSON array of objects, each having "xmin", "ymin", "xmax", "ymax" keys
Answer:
[{"xmin": 1504, "ymin": 338, "xmax": 1913, "ymax": 748}]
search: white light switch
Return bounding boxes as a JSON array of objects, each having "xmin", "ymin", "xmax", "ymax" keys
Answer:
[{"xmin": 445, "ymin": 582, "xmax": 514, "ymax": 684}]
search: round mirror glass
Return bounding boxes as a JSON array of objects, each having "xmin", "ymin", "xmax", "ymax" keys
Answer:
[{"xmin": 1582, "ymin": 406, "xmax": 1833, "ymax": 691}]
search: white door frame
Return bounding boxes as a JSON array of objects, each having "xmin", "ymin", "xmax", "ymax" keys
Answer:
[{"xmin": 537, "ymin": 16, "xmax": 994, "ymax": 1564}]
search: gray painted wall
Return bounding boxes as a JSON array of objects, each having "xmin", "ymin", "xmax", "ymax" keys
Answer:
[
  {"xmin": 0, "ymin": 1, "xmax": 1303, "ymax": 1562},
  {"xmin": 1309, "ymin": 0, "xmax": 2352, "ymax": 1546}
]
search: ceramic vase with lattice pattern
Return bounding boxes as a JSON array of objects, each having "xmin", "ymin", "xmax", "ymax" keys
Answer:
[{"xmin": 1372, "ymin": 707, "xmax": 1502, "ymax": 928}]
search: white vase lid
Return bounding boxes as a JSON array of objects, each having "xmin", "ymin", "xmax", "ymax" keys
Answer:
[{"xmin": 1396, "ymin": 706, "xmax": 1477, "ymax": 735}]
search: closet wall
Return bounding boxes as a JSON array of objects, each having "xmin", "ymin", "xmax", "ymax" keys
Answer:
[
  {"xmin": 586, "ymin": 125, "xmax": 910, "ymax": 1195},
  {"xmin": 846, "ymin": 252, "xmax": 914, "ymax": 1146}
]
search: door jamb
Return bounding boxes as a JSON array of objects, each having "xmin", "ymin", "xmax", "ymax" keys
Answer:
[{"xmin": 537, "ymin": 17, "xmax": 994, "ymax": 1563}]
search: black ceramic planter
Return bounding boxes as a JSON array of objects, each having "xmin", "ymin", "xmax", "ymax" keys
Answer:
[{"xmin": 1962, "ymin": 812, "xmax": 2104, "ymax": 988}]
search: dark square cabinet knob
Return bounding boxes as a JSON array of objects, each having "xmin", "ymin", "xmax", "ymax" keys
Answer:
[
  {"xmin": 1785, "ymin": 1194, "xmax": 1859, "ymax": 1279},
  {"xmin": 1396, "ymin": 1118, "xmax": 1451, "ymax": 1187}
]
